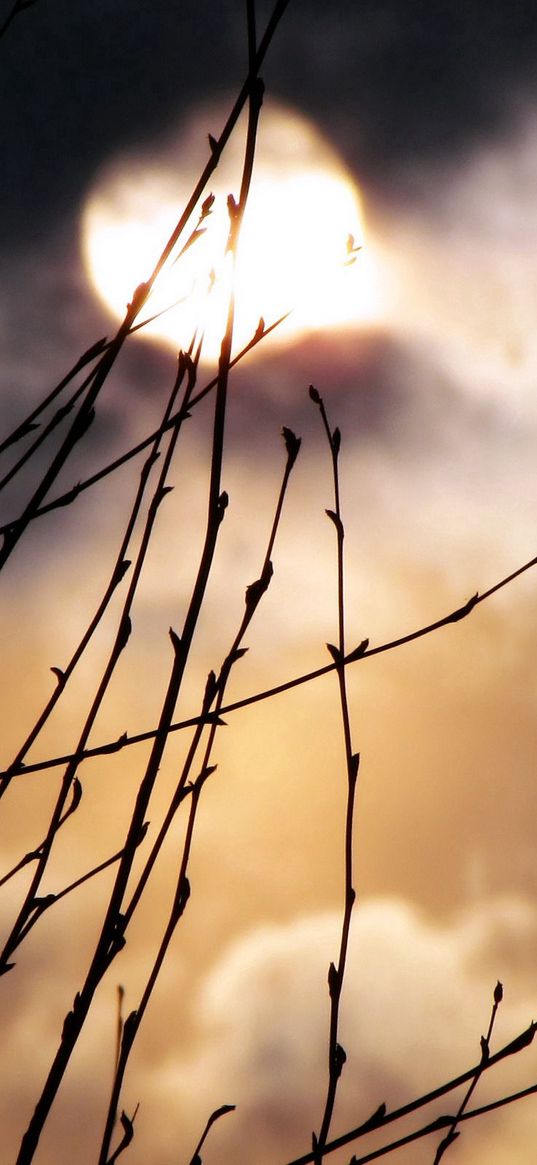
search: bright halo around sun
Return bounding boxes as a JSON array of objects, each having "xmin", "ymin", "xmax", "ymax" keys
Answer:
[{"xmin": 82, "ymin": 102, "xmax": 379, "ymax": 363}]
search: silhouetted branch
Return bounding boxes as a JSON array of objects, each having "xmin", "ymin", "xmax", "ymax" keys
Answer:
[
  {"xmin": 0, "ymin": 0, "xmax": 290, "ymax": 574},
  {"xmin": 4, "ymin": 5, "xmax": 536, "ymax": 1163},
  {"xmin": 282, "ymin": 1020, "xmax": 537, "ymax": 1165},
  {"xmin": 0, "ymin": 354, "xmax": 197, "ymax": 971},
  {"xmin": 10, "ymin": 843, "xmax": 132, "ymax": 954},
  {"xmin": 432, "ymin": 980, "xmax": 504, "ymax": 1163},
  {"xmin": 310, "ymin": 387, "xmax": 358, "ymax": 1163},
  {"xmin": 0, "ymin": 777, "xmax": 82, "ymax": 887},
  {"xmin": 187, "ymin": 1105, "xmax": 236, "ymax": 1165},
  {"xmin": 0, "ymin": 337, "xmax": 108, "ymax": 458},
  {"xmin": 120, "ymin": 424, "xmax": 300, "ymax": 935},
  {"xmin": 0, "ymin": 311, "xmax": 290, "ymax": 537},
  {"xmin": 105, "ymin": 1104, "xmax": 139, "ymax": 1165},
  {"xmin": 6, "ymin": 548, "xmax": 535, "ymax": 784},
  {"xmin": 12, "ymin": 9, "xmax": 289, "ymax": 1151},
  {"xmin": 0, "ymin": 349, "xmax": 198, "ymax": 803},
  {"xmin": 0, "ymin": 374, "xmax": 95, "ymax": 495},
  {"xmin": 96, "ymin": 48, "xmax": 267, "ymax": 1164}
]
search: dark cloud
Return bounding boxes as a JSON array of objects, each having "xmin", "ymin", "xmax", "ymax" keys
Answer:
[
  {"xmin": 2, "ymin": 0, "xmax": 537, "ymax": 243},
  {"xmin": 0, "ymin": 0, "xmax": 243, "ymax": 243},
  {"xmin": 270, "ymin": 1, "xmax": 537, "ymax": 199}
]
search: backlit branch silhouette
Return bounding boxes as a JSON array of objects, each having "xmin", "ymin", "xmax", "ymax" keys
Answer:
[{"xmin": 1, "ymin": 3, "xmax": 536, "ymax": 1165}]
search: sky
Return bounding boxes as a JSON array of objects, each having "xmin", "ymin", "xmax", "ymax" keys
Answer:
[{"xmin": 2, "ymin": 0, "xmax": 537, "ymax": 1162}]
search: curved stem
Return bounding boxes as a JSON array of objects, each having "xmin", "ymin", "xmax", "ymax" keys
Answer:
[
  {"xmin": 5, "ymin": 547, "xmax": 536, "ymax": 785},
  {"xmin": 310, "ymin": 391, "xmax": 358, "ymax": 1162}
]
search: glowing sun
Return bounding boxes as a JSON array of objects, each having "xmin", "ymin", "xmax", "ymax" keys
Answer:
[{"xmin": 81, "ymin": 103, "xmax": 379, "ymax": 362}]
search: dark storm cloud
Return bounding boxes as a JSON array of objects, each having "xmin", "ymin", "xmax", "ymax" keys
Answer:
[
  {"xmin": 0, "ymin": 0, "xmax": 244, "ymax": 243},
  {"xmin": 271, "ymin": 0, "xmax": 537, "ymax": 201},
  {"xmin": 2, "ymin": 0, "xmax": 537, "ymax": 244}
]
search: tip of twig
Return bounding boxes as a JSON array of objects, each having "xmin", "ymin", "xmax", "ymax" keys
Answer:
[
  {"xmin": 201, "ymin": 192, "xmax": 215, "ymax": 218},
  {"xmin": 282, "ymin": 426, "xmax": 301, "ymax": 466},
  {"xmin": 169, "ymin": 627, "xmax": 182, "ymax": 656}
]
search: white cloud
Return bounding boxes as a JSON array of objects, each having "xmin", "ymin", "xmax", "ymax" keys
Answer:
[
  {"xmin": 147, "ymin": 897, "xmax": 537, "ymax": 1164},
  {"xmin": 369, "ymin": 102, "xmax": 537, "ymax": 418}
]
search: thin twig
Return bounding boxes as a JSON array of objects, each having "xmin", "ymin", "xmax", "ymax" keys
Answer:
[
  {"xmin": 0, "ymin": 312, "xmax": 289, "ymax": 536},
  {"xmin": 310, "ymin": 387, "xmax": 358, "ymax": 1163},
  {"xmin": 121, "ymin": 425, "xmax": 300, "ymax": 935},
  {"xmin": 1, "ymin": 355, "xmax": 196, "ymax": 968},
  {"xmin": 0, "ymin": 337, "xmax": 108, "ymax": 458},
  {"xmin": 8, "ymin": 845, "xmax": 131, "ymax": 954},
  {"xmin": 6, "ymin": 550, "xmax": 535, "ymax": 784},
  {"xmin": 0, "ymin": 310, "xmax": 134, "ymax": 569},
  {"xmin": 282, "ymin": 1020, "xmax": 537, "ymax": 1165},
  {"xmin": 187, "ymin": 1104, "xmax": 236, "ymax": 1165},
  {"xmin": 431, "ymin": 980, "xmax": 504, "ymax": 1164},
  {"xmin": 0, "ymin": 205, "xmax": 207, "ymax": 495},
  {"xmin": 0, "ymin": 0, "xmax": 290, "ymax": 573},
  {"xmin": 14, "ymin": 8, "xmax": 280, "ymax": 1151},
  {"xmin": 97, "ymin": 37, "xmax": 266, "ymax": 1163},
  {"xmin": 0, "ymin": 375, "xmax": 93, "ymax": 495},
  {"xmin": 0, "ymin": 347, "xmax": 199, "ymax": 803}
]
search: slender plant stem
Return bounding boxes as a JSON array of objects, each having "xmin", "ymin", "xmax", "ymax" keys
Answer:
[
  {"xmin": 187, "ymin": 1105, "xmax": 236, "ymax": 1165},
  {"xmin": 282, "ymin": 1020, "xmax": 537, "ymax": 1165},
  {"xmin": 0, "ymin": 312, "xmax": 289, "ymax": 537},
  {"xmin": 14, "ymin": 26, "xmax": 269, "ymax": 1157},
  {"xmin": 0, "ymin": 376, "xmax": 93, "ymax": 495},
  {"xmin": 9, "ymin": 846, "xmax": 130, "ymax": 951},
  {"xmin": 310, "ymin": 388, "xmax": 358, "ymax": 1162},
  {"xmin": 99, "ymin": 32, "xmax": 269, "ymax": 1157},
  {"xmin": 97, "ymin": 783, "xmax": 199, "ymax": 1165},
  {"xmin": 0, "ymin": 337, "xmax": 108, "ymax": 458},
  {"xmin": 431, "ymin": 981, "xmax": 503, "ymax": 1164},
  {"xmin": 1, "ymin": 354, "xmax": 196, "ymax": 969},
  {"xmin": 0, "ymin": 202, "xmax": 246, "ymax": 469},
  {"xmin": 0, "ymin": 208, "xmax": 205, "ymax": 491},
  {"xmin": 122, "ymin": 424, "xmax": 299, "ymax": 933},
  {"xmin": 0, "ymin": 314, "xmax": 135, "ymax": 570},
  {"xmin": 5, "ymin": 547, "xmax": 537, "ymax": 785},
  {"xmin": 0, "ymin": 0, "xmax": 290, "ymax": 574},
  {"xmin": 0, "ymin": 205, "xmax": 215, "ymax": 461},
  {"xmin": 0, "ymin": 353, "xmax": 193, "ymax": 803},
  {"xmin": 14, "ymin": 344, "xmax": 198, "ymax": 1165}
]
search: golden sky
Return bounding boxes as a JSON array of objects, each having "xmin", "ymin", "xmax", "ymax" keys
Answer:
[{"xmin": 3, "ymin": 18, "xmax": 537, "ymax": 1165}]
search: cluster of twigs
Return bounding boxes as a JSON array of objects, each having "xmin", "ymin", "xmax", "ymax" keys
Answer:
[{"xmin": 1, "ymin": 2, "xmax": 537, "ymax": 1163}]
